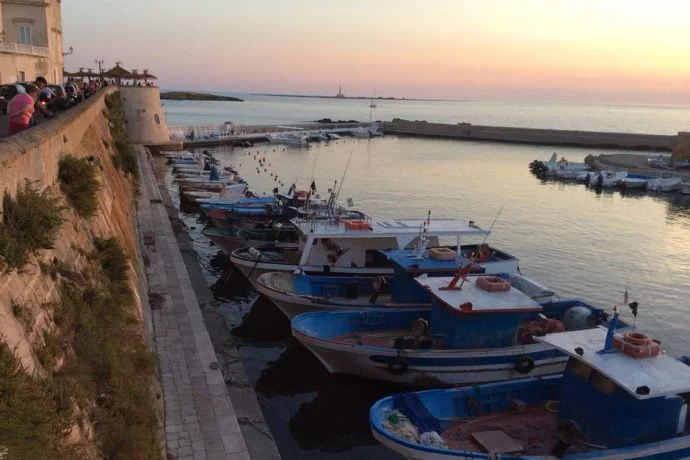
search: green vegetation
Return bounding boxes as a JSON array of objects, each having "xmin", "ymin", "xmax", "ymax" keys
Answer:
[
  {"xmin": 52, "ymin": 237, "xmax": 160, "ymax": 458},
  {"xmin": 105, "ymin": 92, "xmax": 139, "ymax": 178},
  {"xmin": 1, "ymin": 237, "xmax": 161, "ymax": 458},
  {"xmin": 0, "ymin": 181, "xmax": 64, "ymax": 270},
  {"xmin": 0, "ymin": 345, "xmax": 73, "ymax": 460},
  {"xmin": 58, "ymin": 155, "xmax": 100, "ymax": 218}
]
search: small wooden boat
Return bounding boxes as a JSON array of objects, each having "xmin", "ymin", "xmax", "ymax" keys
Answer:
[
  {"xmin": 203, "ymin": 226, "xmax": 299, "ymax": 254},
  {"xmin": 370, "ymin": 321, "xmax": 690, "ymax": 459}
]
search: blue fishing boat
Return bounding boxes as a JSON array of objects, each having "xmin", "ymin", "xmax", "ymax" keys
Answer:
[
  {"xmin": 369, "ymin": 318, "xmax": 690, "ymax": 459},
  {"xmin": 291, "ymin": 273, "xmax": 621, "ymax": 386},
  {"xmin": 257, "ymin": 244, "xmax": 536, "ymax": 319}
]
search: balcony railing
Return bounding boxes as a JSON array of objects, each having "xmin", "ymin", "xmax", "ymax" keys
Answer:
[{"xmin": 0, "ymin": 42, "xmax": 50, "ymax": 57}]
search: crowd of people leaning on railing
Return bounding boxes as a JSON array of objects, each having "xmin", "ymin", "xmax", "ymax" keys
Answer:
[{"xmin": 1, "ymin": 76, "xmax": 113, "ymax": 137}]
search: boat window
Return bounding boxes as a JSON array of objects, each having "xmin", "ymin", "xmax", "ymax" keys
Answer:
[
  {"xmin": 590, "ymin": 369, "xmax": 617, "ymax": 395},
  {"xmin": 567, "ymin": 358, "xmax": 592, "ymax": 380}
]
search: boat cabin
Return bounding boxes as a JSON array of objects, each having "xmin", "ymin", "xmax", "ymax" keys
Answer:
[
  {"xmin": 539, "ymin": 327, "xmax": 690, "ymax": 449},
  {"xmin": 291, "ymin": 218, "xmax": 488, "ymax": 269},
  {"xmin": 383, "ymin": 246, "xmax": 520, "ymax": 303},
  {"xmin": 417, "ymin": 275, "xmax": 544, "ymax": 348}
]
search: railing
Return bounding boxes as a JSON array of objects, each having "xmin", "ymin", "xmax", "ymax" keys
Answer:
[{"xmin": 0, "ymin": 42, "xmax": 50, "ymax": 57}]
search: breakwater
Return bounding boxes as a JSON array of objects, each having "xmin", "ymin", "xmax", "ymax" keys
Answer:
[{"xmin": 381, "ymin": 120, "xmax": 677, "ymax": 151}]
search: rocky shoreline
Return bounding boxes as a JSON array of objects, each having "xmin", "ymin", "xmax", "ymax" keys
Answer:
[{"xmin": 160, "ymin": 91, "xmax": 243, "ymax": 102}]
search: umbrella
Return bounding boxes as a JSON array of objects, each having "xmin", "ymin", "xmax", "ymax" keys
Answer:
[
  {"xmin": 103, "ymin": 62, "xmax": 134, "ymax": 85},
  {"xmin": 142, "ymin": 69, "xmax": 157, "ymax": 85}
]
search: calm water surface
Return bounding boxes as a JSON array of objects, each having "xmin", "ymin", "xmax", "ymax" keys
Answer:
[
  {"xmin": 167, "ymin": 136, "xmax": 690, "ymax": 459},
  {"xmin": 162, "ymin": 94, "xmax": 690, "ymax": 135}
]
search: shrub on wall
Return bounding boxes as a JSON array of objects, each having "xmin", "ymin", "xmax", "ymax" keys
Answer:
[
  {"xmin": 105, "ymin": 92, "xmax": 139, "ymax": 178},
  {"xmin": 58, "ymin": 155, "xmax": 100, "ymax": 218},
  {"xmin": 0, "ymin": 181, "xmax": 64, "ymax": 270}
]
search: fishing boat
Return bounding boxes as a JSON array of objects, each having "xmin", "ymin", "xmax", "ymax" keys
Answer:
[
  {"xmin": 180, "ymin": 183, "xmax": 249, "ymax": 203},
  {"xmin": 679, "ymin": 181, "xmax": 690, "ymax": 195},
  {"xmin": 647, "ymin": 173, "xmax": 682, "ymax": 192},
  {"xmin": 619, "ymin": 174, "xmax": 653, "ymax": 189},
  {"xmin": 531, "ymin": 154, "xmax": 591, "ymax": 180},
  {"xmin": 370, "ymin": 317, "xmax": 690, "ymax": 459},
  {"xmin": 587, "ymin": 170, "xmax": 628, "ymax": 188},
  {"xmin": 203, "ymin": 225, "xmax": 299, "ymax": 254},
  {"xmin": 292, "ymin": 273, "xmax": 618, "ymax": 386},
  {"xmin": 257, "ymin": 244, "xmax": 529, "ymax": 319},
  {"xmin": 231, "ymin": 217, "xmax": 489, "ymax": 288},
  {"xmin": 266, "ymin": 132, "xmax": 310, "ymax": 147}
]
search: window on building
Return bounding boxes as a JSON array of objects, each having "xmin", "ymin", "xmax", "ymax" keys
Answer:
[
  {"xmin": 18, "ymin": 71, "xmax": 26, "ymax": 82},
  {"xmin": 18, "ymin": 26, "xmax": 32, "ymax": 45}
]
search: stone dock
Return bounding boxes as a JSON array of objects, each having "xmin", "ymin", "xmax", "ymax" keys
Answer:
[
  {"xmin": 380, "ymin": 120, "xmax": 677, "ymax": 151},
  {"xmin": 137, "ymin": 145, "xmax": 281, "ymax": 460}
]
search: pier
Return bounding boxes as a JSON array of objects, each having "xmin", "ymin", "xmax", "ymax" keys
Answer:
[{"xmin": 381, "ymin": 120, "xmax": 677, "ymax": 151}]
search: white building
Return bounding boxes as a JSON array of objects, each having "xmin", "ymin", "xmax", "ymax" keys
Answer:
[{"xmin": 0, "ymin": 0, "xmax": 63, "ymax": 84}]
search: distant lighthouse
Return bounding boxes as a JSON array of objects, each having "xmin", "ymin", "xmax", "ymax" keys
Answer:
[{"xmin": 335, "ymin": 85, "xmax": 345, "ymax": 98}]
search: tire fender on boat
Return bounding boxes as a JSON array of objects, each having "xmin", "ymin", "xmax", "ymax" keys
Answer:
[
  {"xmin": 387, "ymin": 356, "xmax": 409, "ymax": 376},
  {"xmin": 514, "ymin": 355, "xmax": 535, "ymax": 374}
]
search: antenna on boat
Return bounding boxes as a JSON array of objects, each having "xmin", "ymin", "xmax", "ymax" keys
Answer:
[
  {"xmin": 441, "ymin": 205, "xmax": 504, "ymax": 291},
  {"xmin": 334, "ymin": 150, "xmax": 354, "ymax": 208}
]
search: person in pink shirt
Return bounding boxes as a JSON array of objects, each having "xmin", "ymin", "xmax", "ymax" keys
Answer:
[{"xmin": 7, "ymin": 84, "xmax": 39, "ymax": 135}]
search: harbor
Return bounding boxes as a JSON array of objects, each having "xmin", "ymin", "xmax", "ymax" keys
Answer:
[
  {"xmin": 157, "ymin": 131, "xmax": 690, "ymax": 459},
  {"xmin": 4, "ymin": 1, "xmax": 690, "ymax": 458}
]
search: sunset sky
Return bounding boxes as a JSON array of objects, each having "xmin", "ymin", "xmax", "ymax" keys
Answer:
[{"xmin": 63, "ymin": 0, "xmax": 690, "ymax": 103}]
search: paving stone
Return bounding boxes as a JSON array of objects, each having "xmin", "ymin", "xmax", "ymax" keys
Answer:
[{"xmin": 136, "ymin": 149, "xmax": 251, "ymax": 459}]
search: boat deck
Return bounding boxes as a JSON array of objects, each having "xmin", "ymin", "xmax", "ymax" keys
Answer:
[{"xmin": 441, "ymin": 403, "xmax": 592, "ymax": 455}]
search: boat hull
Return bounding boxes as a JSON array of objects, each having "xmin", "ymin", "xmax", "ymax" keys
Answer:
[
  {"xmin": 293, "ymin": 324, "xmax": 566, "ymax": 386},
  {"xmin": 231, "ymin": 252, "xmax": 392, "ymax": 288}
]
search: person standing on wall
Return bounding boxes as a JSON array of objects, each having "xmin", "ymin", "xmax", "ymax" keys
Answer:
[{"xmin": 7, "ymin": 84, "xmax": 39, "ymax": 135}]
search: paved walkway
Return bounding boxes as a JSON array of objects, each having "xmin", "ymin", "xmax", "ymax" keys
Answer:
[{"xmin": 136, "ymin": 145, "xmax": 250, "ymax": 460}]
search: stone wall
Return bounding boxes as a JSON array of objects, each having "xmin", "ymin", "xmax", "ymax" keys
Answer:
[
  {"xmin": 0, "ymin": 86, "xmax": 147, "ymax": 372},
  {"xmin": 382, "ymin": 120, "xmax": 676, "ymax": 151}
]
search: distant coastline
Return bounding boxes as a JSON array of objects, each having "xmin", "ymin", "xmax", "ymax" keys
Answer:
[
  {"xmin": 160, "ymin": 91, "xmax": 244, "ymax": 102},
  {"xmin": 251, "ymin": 93, "xmax": 454, "ymax": 102}
]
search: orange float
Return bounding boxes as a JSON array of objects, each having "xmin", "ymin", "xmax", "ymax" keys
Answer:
[
  {"xmin": 475, "ymin": 276, "xmax": 511, "ymax": 292},
  {"xmin": 613, "ymin": 332, "xmax": 661, "ymax": 358}
]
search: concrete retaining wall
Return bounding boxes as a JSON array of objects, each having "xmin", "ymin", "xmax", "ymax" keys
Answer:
[{"xmin": 382, "ymin": 121, "xmax": 676, "ymax": 151}]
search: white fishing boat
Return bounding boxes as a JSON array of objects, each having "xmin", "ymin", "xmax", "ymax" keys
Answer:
[
  {"xmin": 266, "ymin": 133, "xmax": 310, "ymax": 147},
  {"xmin": 180, "ymin": 183, "xmax": 248, "ymax": 202},
  {"xmin": 647, "ymin": 173, "xmax": 682, "ymax": 192},
  {"xmin": 231, "ymin": 217, "xmax": 489, "ymax": 288},
  {"xmin": 619, "ymin": 175, "xmax": 651, "ymax": 189},
  {"xmin": 680, "ymin": 181, "xmax": 690, "ymax": 195},
  {"xmin": 350, "ymin": 126, "xmax": 383, "ymax": 138},
  {"xmin": 588, "ymin": 170, "xmax": 628, "ymax": 188}
]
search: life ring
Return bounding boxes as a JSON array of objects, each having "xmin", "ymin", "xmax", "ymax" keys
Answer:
[
  {"xmin": 387, "ymin": 356, "xmax": 408, "ymax": 376},
  {"xmin": 514, "ymin": 355, "xmax": 535, "ymax": 375},
  {"xmin": 623, "ymin": 332, "xmax": 651, "ymax": 346},
  {"xmin": 372, "ymin": 276, "xmax": 386, "ymax": 292},
  {"xmin": 475, "ymin": 276, "xmax": 511, "ymax": 292}
]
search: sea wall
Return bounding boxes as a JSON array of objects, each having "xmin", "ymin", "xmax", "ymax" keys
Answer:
[
  {"xmin": 382, "ymin": 120, "xmax": 676, "ymax": 151},
  {"xmin": 0, "ymin": 87, "xmax": 158, "ymax": 454}
]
